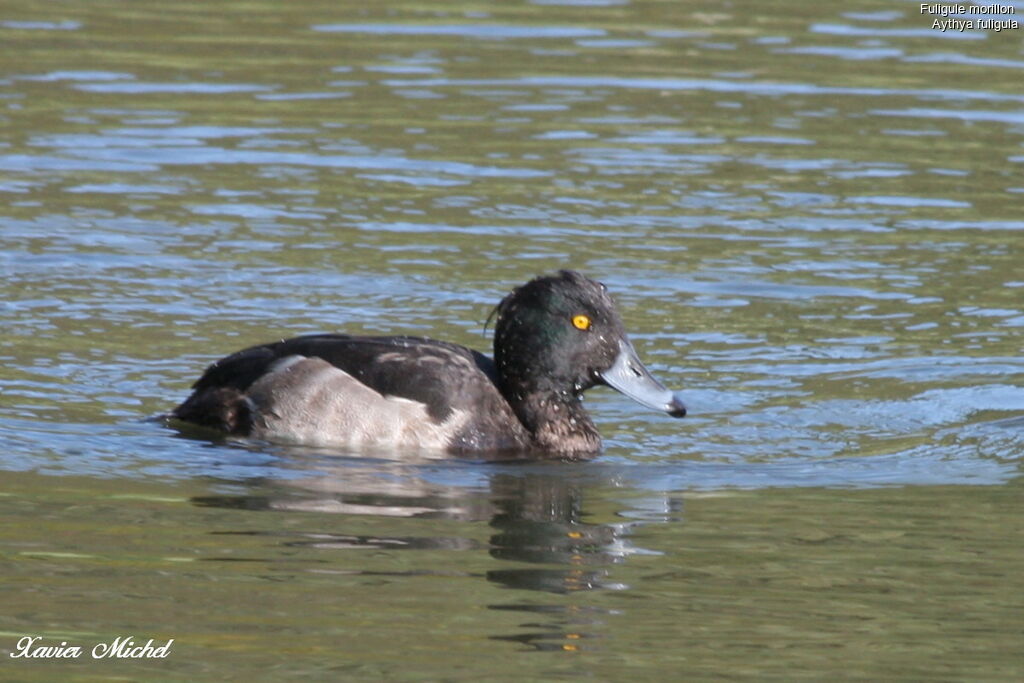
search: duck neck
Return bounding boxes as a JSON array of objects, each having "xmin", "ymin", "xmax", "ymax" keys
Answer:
[{"xmin": 503, "ymin": 383, "xmax": 602, "ymax": 456}]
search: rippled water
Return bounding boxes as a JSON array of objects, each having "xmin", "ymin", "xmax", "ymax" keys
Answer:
[{"xmin": 2, "ymin": 0, "xmax": 1023, "ymax": 679}]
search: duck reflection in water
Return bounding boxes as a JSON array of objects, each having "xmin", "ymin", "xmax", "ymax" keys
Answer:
[
  {"xmin": 191, "ymin": 452, "xmax": 681, "ymax": 652},
  {"xmin": 487, "ymin": 473, "xmax": 632, "ymax": 593}
]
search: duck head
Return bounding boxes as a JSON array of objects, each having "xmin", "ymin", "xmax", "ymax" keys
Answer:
[{"xmin": 493, "ymin": 270, "xmax": 686, "ymax": 429}]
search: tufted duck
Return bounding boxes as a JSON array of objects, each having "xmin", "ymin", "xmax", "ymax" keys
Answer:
[{"xmin": 171, "ymin": 270, "xmax": 686, "ymax": 458}]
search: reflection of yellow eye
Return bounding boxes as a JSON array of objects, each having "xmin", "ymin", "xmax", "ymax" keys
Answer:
[{"xmin": 572, "ymin": 314, "xmax": 591, "ymax": 330}]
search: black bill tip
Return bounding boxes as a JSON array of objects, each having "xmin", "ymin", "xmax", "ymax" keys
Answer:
[{"xmin": 665, "ymin": 394, "xmax": 687, "ymax": 418}]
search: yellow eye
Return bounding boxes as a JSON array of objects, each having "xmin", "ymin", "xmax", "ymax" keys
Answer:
[{"xmin": 572, "ymin": 314, "xmax": 591, "ymax": 330}]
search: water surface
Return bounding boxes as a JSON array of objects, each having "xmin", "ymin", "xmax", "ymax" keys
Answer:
[{"xmin": 1, "ymin": 0, "xmax": 1022, "ymax": 679}]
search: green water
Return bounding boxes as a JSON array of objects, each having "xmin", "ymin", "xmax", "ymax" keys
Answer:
[
  {"xmin": 3, "ymin": 471, "xmax": 1022, "ymax": 680},
  {"xmin": 2, "ymin": 0, "xmax": 1023, "ymax": 679}
]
